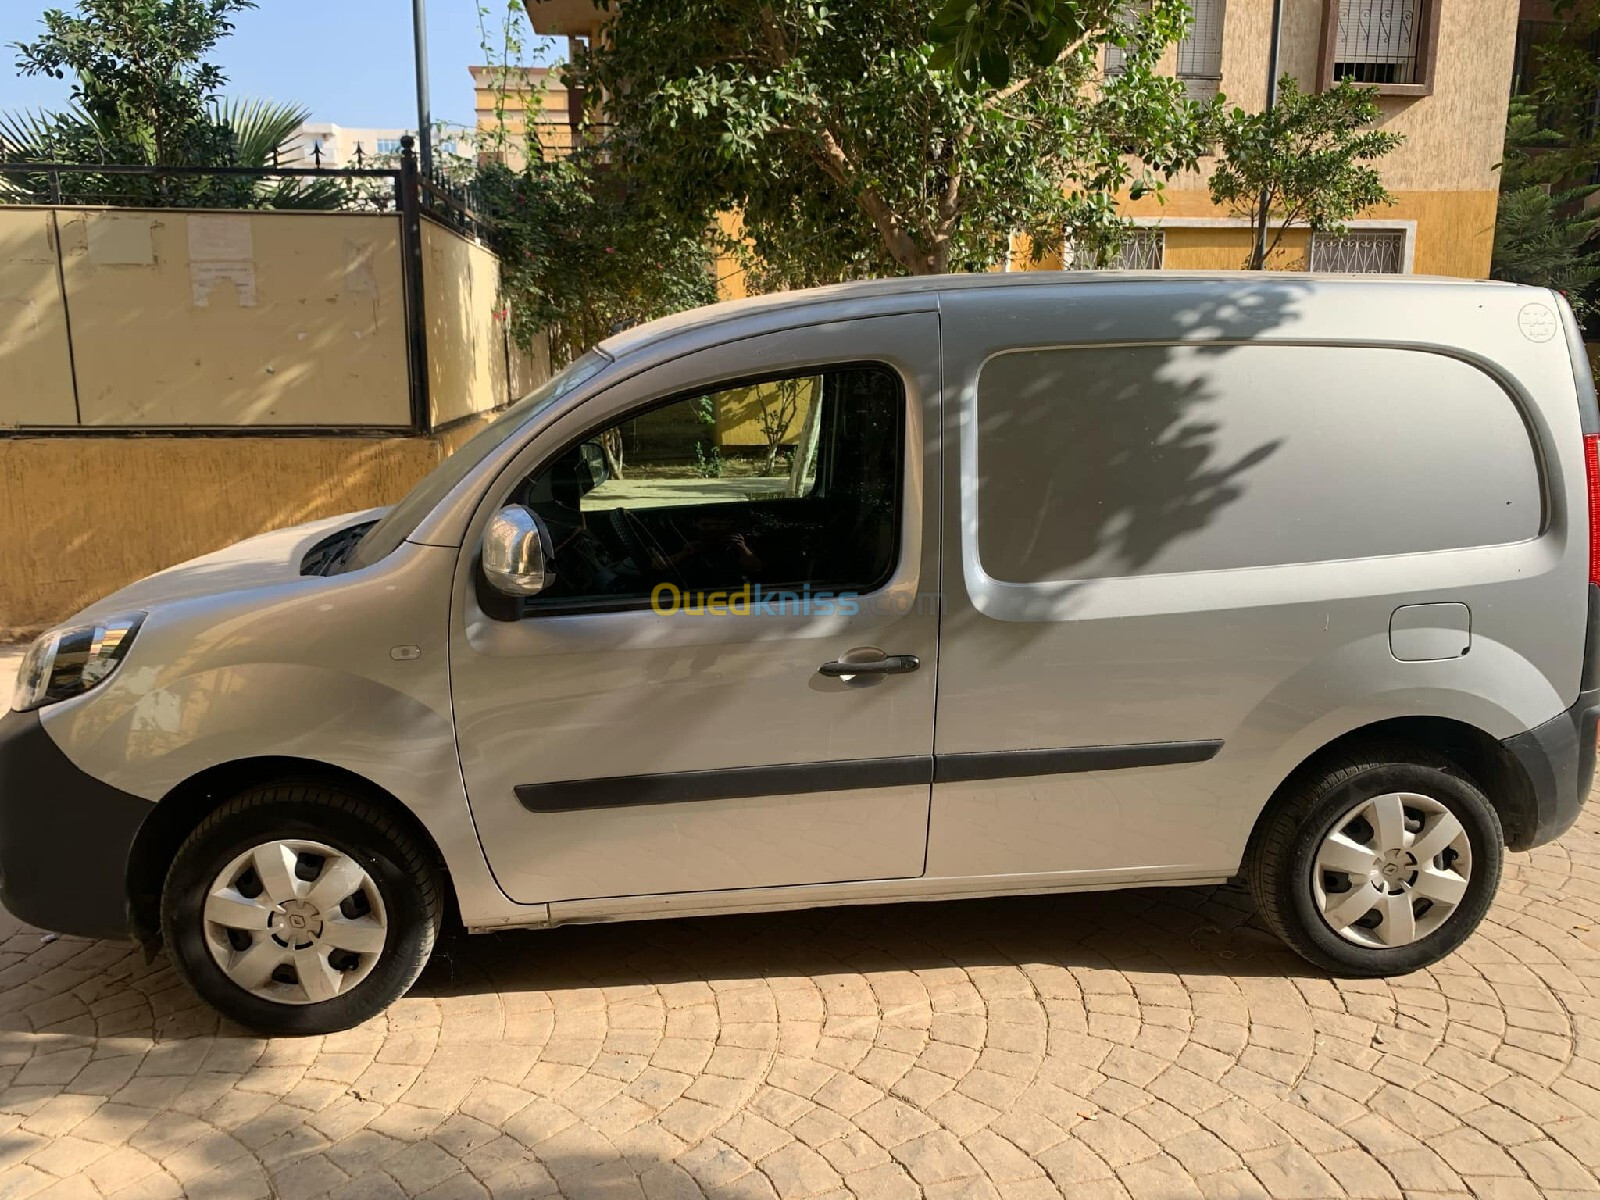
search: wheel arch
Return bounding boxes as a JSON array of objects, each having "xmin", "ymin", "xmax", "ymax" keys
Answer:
[
  {"xmin": 128, "ymin": 756, "xmax": 457, "ymax": 952},
  {"xmin": 1254, "ymin": 715, "xmax": 1539, "ymax": 854}
]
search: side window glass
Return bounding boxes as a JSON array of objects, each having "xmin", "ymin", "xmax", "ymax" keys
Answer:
[{"xmin": 510, "ymin": 364, "xmax": 903, "ymax": 610}]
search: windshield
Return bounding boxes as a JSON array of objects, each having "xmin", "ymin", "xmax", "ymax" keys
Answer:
[{"xmin": 345, "ymin": 349, "xmax": 611, "ymax": 571}]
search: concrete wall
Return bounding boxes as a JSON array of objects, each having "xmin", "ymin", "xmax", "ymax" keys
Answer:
[
  {"xmin": 0, "ymin": 211, "xmax": 77, "ymax": 425},
  {"xmin": 0, "ymin": 207, "xmax": 545, "ymax": 430},
  {"xmin": 0, "ymin": 208, "xmax": 413, "ymax": 427},
  {"xmin": 423, "ymin": 218, "xmax": 545, "ymax": 427}
]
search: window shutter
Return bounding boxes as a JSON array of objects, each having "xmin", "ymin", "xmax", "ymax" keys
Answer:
[{"xmin": 1177, "ymin": 0, "xmax": 1227, "ymax": 97}]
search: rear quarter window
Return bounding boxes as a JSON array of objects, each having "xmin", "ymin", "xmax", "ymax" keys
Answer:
[{"xmin": 976, "ymin": 343, "xmax": 1543, "ymax": 583}]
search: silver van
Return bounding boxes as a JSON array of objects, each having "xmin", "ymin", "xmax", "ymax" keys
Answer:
[{"xmin": 3, "ymin": 273, "xmax": 1596, "ymax": 1034}]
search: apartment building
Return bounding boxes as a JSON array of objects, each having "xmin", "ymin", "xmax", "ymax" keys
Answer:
[
  {"xmin": 470, "ymin": 64, "xmax": 578, "ymax": 166},
  {"xmin": 283, "ymin": 122, "xmax": 474, "ymax": 169},
  {"xmin": 524, "ymin": 0, "xmax": 1520, "ymax": 279}
]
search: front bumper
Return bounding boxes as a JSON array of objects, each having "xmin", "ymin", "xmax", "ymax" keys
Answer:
[
  {"xmin": 0, "ymin": 708, "xmax": 150, "ymax": 939},
  {"xmin": 1502, "ymin": 687, "xmax": 1600, "ymax": 849}
]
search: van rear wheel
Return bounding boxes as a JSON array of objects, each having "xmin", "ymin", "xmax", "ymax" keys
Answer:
[
  {"xmin": 1247, "ymin": 748, "xmax": 1502, "ymax": 976},
  {"xmin": 161, "ymin": 783, "xmax": 441, "ymax": 1035}
]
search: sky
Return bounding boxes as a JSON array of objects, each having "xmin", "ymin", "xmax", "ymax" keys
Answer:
[{"xmin": 0, "ymin": 0, "xmax": 561, "ymax": 131}]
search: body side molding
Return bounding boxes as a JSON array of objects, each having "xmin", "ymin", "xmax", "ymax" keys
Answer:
[{"xmin": 515, "ymin": 740, "xmax": 1223, "ymax": 813}]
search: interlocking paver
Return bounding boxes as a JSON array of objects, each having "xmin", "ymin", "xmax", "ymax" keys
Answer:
[{"xmin": 1, "ymin": 613, "xmax": 1599, "ymax": 1197}]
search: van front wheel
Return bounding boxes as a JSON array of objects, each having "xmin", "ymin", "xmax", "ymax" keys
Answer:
[
  {"xmin": 1247, "ymin": 749, "xmax": 1503, "ymax": 976},
  {"xmin": 161, "ymin": 783, "xmax": 441, "ymax": 1035}
]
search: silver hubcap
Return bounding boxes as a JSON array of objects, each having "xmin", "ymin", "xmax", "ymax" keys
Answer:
[
  {"xmin": 1312, "ymin": 791, "xmax": 1472, "ymax": 949},
  {"xmin": 203, "ymin": 839, "xmax": 388, "ymax": 1005}
]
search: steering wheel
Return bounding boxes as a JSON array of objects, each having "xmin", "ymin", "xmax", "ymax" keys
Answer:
[{"xmin": 610, "ymin": 508, "xmax": 689, "ymax": 589}]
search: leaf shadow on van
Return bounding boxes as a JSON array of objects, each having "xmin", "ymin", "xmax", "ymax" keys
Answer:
[{"xmin": 969, "ymin": 278, "xmax": 1314, "ymax": 599}]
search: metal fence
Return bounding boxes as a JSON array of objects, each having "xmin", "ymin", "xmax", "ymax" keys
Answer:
[
  {"xmin": 0, "ymin": 137, "xmax": 501, "ymax": 433},
  {"xmin": 0, "ymin": 135, "xmax": 489, "ymax": 233}
]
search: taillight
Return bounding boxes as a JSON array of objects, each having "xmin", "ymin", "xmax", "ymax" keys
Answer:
[{"xmin": 1586, "ymin": 433, "xmax": 1600, "ymax": 584}]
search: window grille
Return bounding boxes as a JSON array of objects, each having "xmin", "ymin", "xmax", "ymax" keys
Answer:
[
  {"xmin": 1177, "ymin": 0, "xmax": 1226, "ymax": 99},
  {"xmin": 1332, "ymin": 0, "xmax": 1421, "ymax": 85},
  {"xmin": 1113, "ymin": 229, "xmax": 1166, "ymax": 269},
  {"xmin": 1309, "ymin": 230, "xmax": 1405, "ymax": 273},
  {"xmin": 1102, "ymin": 2, "xmax": 1148, "ymax": 76},
  {"xmin": 1066, "ymin": 229, "xmax": 1166, "ymax": 270}
]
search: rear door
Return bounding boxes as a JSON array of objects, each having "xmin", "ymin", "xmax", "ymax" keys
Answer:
[{"xmin": 450, "ymin": 312, "xmax": 942, "ymax": 905}]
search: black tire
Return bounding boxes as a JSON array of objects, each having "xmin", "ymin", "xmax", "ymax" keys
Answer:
[
  {"xmin": 161, "ymin": 782, "xmax": 441, "ymax": 1035},
  {"xmin": 1246, "ymin": 746, "xmax": 1503, "ymax": 976}
]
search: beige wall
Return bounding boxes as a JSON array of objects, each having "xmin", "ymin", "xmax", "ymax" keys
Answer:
[
  {"xmin": 0, "ymin": 210, "xmax": 77, "ymax": 426},
  {"xmin": 1, "ymin": 207, "xmax": 547, "ymax": 430},
  {"xmin": 0, "ymin": 207, "xmax": 553, "ymax": 632},
  {"xmin": 422, "ymin": 218, "xmax": 552, "ymax": 425},
  {"xmin": 59, "ymin": 210, "xmax": 410, "ymax": 426},
  {"xmin": 424, "ymin": 219, "xmax": 507, "ymax": 427}
]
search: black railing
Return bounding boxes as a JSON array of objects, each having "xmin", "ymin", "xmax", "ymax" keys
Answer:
[{"xmin": 0, "ymin": 156, "xmax": 402, "ymax": 211}]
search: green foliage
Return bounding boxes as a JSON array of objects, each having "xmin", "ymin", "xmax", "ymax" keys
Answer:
[
  {"xmin": 465, "ymin": 0, "xmax": 716, "ymax": 366},
  {"xmin": 12, "ymin": 0, "xmax": 254, "ymax": 167},
  {"xmin": 577, "ymin": 0, "xmax": 1214, "ymax": 282},
  {"xmin": 1521, "ymin": 0, "xmax": 1600, "ymax": 187},
  {"xmin": 473, "ymin": 157, "xmax": 717, "ymax": 367},
  {"xmin": 928, "ymin": 0, "xmax": 1096, "ymax": 91},
  {"xmin": 1491, "ymin": 100, "xmax": 1600, "ymax": 320},
  {"xmin": 1209, "ymin": 76, "xmax": 1402, "ymax": 269},
  {"xmin": 1492, "ymin": 4, "xmax": 1600, "ymax": 327},
  {"xmin": 3, "ymin": 1, "xmax": 337, "ymax": 208}
]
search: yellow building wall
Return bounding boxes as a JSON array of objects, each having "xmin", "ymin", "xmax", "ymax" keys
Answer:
[
  {"xmin": 1117, "ymin": 189, "xmax": 1500, "ymax": 277},
  {"xmin": 715, "ymin": 376, "xmax": 816, "ymax": 448},
  {"xmin": 1086, "ymin": 0, "xmax": 1517, "ymax": 280},
  {"xmin": 17, "ymin": 209, "xmax": 413, "ymax": 427},
  {"xmin": 0, "ymin": 210, "xmax": 77, "ymax": 426},
  {"xmin": 0, "ymin": 431, "xmax": 457, "ymax": 634},
  {"xmin": 472, "ymin": 65, "xmax": 576, "ymax": 164}
]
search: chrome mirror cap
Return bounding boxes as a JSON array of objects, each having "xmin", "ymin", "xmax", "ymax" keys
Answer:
[{"xmin": 482, "ymin": 505, "xmax": 555, "ymax": 598}]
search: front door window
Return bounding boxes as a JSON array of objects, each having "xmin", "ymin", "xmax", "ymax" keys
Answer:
[{"xmin": 508, "ymin": 364, "xmax": 903, "ymax": 611}]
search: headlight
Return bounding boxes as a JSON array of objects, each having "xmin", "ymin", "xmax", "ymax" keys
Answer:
[{"xmin": 12, "ymin": 614, "xmax": 145, "ymax": 713}]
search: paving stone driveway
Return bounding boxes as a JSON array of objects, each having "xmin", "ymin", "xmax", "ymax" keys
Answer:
[{"xmin": 2, "ymin": 645, "xmax": 1600, "ymax": 1199}]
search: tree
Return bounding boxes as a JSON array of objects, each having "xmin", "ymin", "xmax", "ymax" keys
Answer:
[
  {"xmin": 473, "ymin": 156, "xmax": 717, "ymax": 368},
  {"xmin": 2, "ymin": 1, "xmax": 340, "ymax": 208},
  {"xmin": 1490, "ymin": 3, "xmax": 1600, "ymax": 327},
  {"xmin": 1208, "ymin": 76, "xmax": 1402, "ymax": 270},
  {"xmin": 752, "ymin": 377, "xmax": 802, "ymax": 474},
  {"xmin": 575, "ymin": 0, "xmax": 1214, "ymax": 285},
  {"xmin": 1491, "ymin": 100, "xmax": 1600, "ymax": 320},
  {"xmin": 12, "ymin": 0, "xmax": 255, "ymax": 168},
  {"xmin": 928, "ymin": 0, "xmax": 1107, "ymax": 92}
]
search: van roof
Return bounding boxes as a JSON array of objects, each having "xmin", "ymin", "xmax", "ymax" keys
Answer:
[{"xmin": 597, "ymin": 270, "xmax": 1519, "ymax": 359}]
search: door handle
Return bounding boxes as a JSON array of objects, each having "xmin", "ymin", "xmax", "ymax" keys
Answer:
[{"xmin": 819, "ymin": 651, "xmax": 920, "ymax": 679}]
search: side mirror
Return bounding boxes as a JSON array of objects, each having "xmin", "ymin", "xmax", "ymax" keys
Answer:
[
  {"xmin": 576, "ymin": 440, "xmax": 610, "ymax": 490},
  {"xmin": 482, "ymin": 505, "xmax": 555, "ymax": 597}
]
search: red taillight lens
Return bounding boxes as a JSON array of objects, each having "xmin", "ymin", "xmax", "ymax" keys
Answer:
[{"xmin": 1586, "ymin": 434, "xmax": 1600, "ymax": 585}]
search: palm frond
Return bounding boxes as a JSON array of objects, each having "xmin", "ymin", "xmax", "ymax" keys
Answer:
[{"xmin": 211, "ymin": 97, "xmax": 311, "ymax": 167}]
